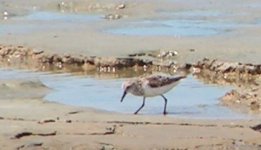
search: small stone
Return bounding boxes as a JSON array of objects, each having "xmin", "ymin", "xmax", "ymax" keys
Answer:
[
  {"xmin": 101, "ymin": 144, "xmax": 115, "ymax": 150},
  {"xmin": 51, "ymin": 54, "xmax": 62, "ymax": 63},
  {"xmin": 12, "ymin": 132, "xmax": 33, "ymax": 139},
  {"xmin": 157, "ymin": 50, "xmax": 178, "ymax": 58},
  {"xmin": 33, "ymin": 49, "xmax": 44, "ymax": 55},
  {"xmin": 3, "ymin": 11, "xmax": 8, "ymax": 16},
  {"xmin": 116, "ymin": 4, "xmax": 126, "ymax": 9},
  {"xmin": 64, "ymin": 54, "xmax": 71, "ymax": 58},
  {"xmin": 66, "ymin": 120, "xmax": 72, "ymax": 123},
  {"xmin": 26, "ymin": 142, "xmax": 43, "ymax": 148},
  {"xmin": 250, "ymin": 101, "xmax": 260, "ymax": 111},
  {"xmin": 251, "ymin": 124, "xmax": 261, "ymax": 132},
  {"xmin": 38, "ymin": 119, "xmax": 56, "ymax": 124}
]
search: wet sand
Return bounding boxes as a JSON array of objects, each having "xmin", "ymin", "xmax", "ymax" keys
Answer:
[
  {"xmin": 0, "ymin": 0, "xmax": 261, "ymax": 149},
  {"xmin": 0, "ymin": 95, "xmax": 260, "ymax": 149}
]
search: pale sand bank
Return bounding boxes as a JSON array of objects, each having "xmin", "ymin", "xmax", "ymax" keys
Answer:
[{"xmin": 0, "ymin": 98, "xmax": 260, "ymax": 149}]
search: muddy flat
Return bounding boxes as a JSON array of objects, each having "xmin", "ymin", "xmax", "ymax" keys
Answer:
[{"xmin": 1, "ymin": 0, "xmax": 261, "ymax": 63}]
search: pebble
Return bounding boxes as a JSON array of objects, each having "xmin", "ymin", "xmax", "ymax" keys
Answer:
[
  {"xmin": 38, "ymin": 119, "xmax": 56, "ymax": 124},
  {"xmin": 116, "ymin": 4, "xmax": 126, "ymax": 9},
  {"xmin": 3, "ymin": 11, "xmax": 8, "ymax": 16},
  {"xmin": 158, "ymin": 50, "xmax": 178, "ymax": 58},
  {"xmin": 66, "ymin": 120, "xmax": 72, "ymax": 123},
  {"xmin": 250, "ymin": 101, "xmax": 260, "ymax": 111}
]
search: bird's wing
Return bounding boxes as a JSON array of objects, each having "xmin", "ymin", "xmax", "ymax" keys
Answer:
[{"xmin": 146, "ymin": 75, "xmax": 185, "ymax": 88}]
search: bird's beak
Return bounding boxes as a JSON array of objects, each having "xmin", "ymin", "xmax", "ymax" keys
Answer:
[{"xmin": 120, "ymin": 91, "xmax": 127, "ymax": 102}]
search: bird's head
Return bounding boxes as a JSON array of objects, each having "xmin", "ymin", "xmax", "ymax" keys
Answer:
[{"xmin": 120, "ymin": 80, "xmax": 135, "ymax": 102}]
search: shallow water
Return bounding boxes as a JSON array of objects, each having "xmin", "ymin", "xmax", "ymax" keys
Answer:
[
  {"xmin": 0, "ymin": 10, "xmax": 254, "ymax": 37},
  {"xmin": 23, "ymin": 11, "xmax": 100, "ymax": 22},
  {"xmin": 0, "ymin": 68, "xmax": 255, "ymax": 119},
  {"xmin": 107, "ymin": 19, "xmax": 236, "ymax": 37},
  {"xmin": 107, "ymin": 10, "xmax": 257, "ymax": 37},
  {"xmin": 0, "ymin": 11, "xmax": 101, "ymax": 34}
]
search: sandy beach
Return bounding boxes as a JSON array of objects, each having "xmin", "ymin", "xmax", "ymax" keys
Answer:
[
  {"xmin": 0, "ymin": 0, "xmax": 261, "ymax": 149},
  {"xmin": 0, "ymin": 97, "xmax": 261, "ymax": 149}
]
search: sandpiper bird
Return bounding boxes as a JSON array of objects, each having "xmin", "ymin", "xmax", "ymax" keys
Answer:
[{"xmin": 120, "ymin": 75, "xmax": 186, "ymax": 115}]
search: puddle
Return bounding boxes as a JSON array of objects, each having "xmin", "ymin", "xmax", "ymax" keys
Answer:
[
  {"xmin": 0, "ymin": 11, "xmax": 101, "ymax": 34},
  {"xmin": 168, "ymin": 10, "xmax": 225, "ymax": 18},
  {"xmin": 106, "ymin": 9, "xmax": 257, "ymax": 37},
  {"xmin": 107, "ymin": 19, "xmax": 237, "ymax": 37},
  {"xmin": 0, "ymin": 68, "xmax": 255, "ymax": 119},
  {"xmin": 22, "ymin": 11, "xmax": 100, "ymax": 22},
  {"xmin": 247, "ymin": 3, "xmax": 261, "ymax": 9},
  {"xmin": 1, "ymin": 10, "xmax": 259, "ymax": 37}
]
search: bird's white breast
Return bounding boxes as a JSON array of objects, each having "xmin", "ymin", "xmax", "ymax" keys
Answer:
[{"xmin": 143, "ymin": 80, "xmax": 179, "ymax": 97}]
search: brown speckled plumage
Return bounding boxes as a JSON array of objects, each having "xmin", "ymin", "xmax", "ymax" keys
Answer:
[
  {"xmin": 121, "ymin": 75, "xmax": 186, "ymax": 115},
  {"xmin": 146, "ymin": 75, "xmax": 186, "ymax": 88}
]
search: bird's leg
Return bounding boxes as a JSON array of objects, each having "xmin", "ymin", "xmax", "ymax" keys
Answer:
[
  {"xmin": 134, "ymin": 97, "xmax": 146, "ymax": 115},
  {"xmin": 161, "ymin": 95, "xmax": 168, "ymax": 115}
]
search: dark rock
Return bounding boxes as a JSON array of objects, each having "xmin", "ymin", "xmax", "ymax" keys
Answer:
[
  {"xmin": 134, "ymin": 59, "xmax": 152, "ymax": 67},
  {"xmin": 180, "ymin": 63, "xmax": 193, "ymax": 70},
  {"xmin": 26, "ymin": 142, "xmax": 43, "ymax": 148},
  {"xmin": 251, "ymin": 124, "xmax": 261, "ymax": 132},
  {"xmin": 38, "ymin": 119, "xmax": 56, "ymax": 124},
  {"xmin": 62, "ymin": 56, "xmax": 74, "ymax": 64},
  {"xmin": 72, "ymin": 57, "xmax": 84, "ymax": 65},
  {"xmin": 94, "ymin": 57, "xmax": 139, "ymax": 68},
  {"xmin": 84, "ymin": 56, "xmax": 95, "ymax": 65},
  {"xmin": 51, "ymin": 54, "xmax": 62, "ymax": 63},
  {"xmin": 250, "ymin": 101, "xmax": 260, "ymax": 111},
  {"xmin": 195, "ymin": 59, "xmax": 261, "ymax": 83},
  {"xmin": 32, "ymin": 49, "xmax": 44, "ymax": 55},
  {"xmin": 66, "ymin": 120, "xmax": 72, "ymax": 123},
  {"xmin": 12, "ymin": 132, "xmax": 33, "ymax": 139}
]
